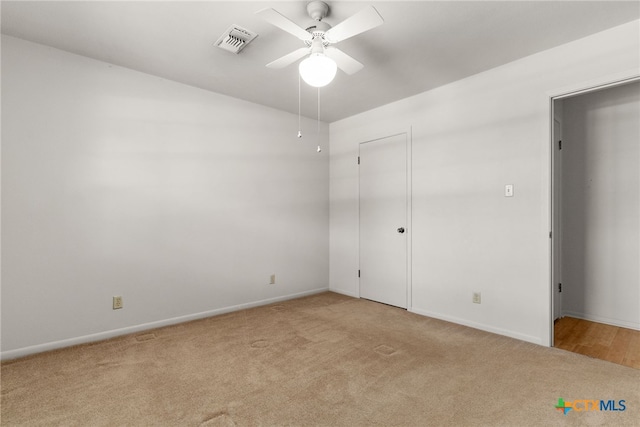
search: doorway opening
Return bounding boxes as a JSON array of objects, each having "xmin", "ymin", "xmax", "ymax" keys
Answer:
[{"xmin": 551, "ymin": 78, "xmax": 640, "ymax": 368}]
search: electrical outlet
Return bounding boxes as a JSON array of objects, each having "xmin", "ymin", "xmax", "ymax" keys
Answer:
[
  {"xmin": 113, "ymin": 296, "xmax": 123, "ymax": 310},
  {"xmin": 472, "ymin": 292, "xmax": 481, "ymax": 304},
  {"xmin": 270, "ymin": 274, "xmax": 276, "ymax": 285}
]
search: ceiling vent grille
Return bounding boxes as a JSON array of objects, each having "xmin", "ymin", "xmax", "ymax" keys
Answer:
[{"xmin": 215, "ymin": 25, "xmax": 258, "ymax": 54}]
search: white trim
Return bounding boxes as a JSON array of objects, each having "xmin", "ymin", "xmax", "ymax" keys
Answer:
[
  {"xmin": 329, "ymin": 287, "xmax": 359, "ymax": 298},
  {"xmin": 548, "ymin": 98, "xmax": 557, "ymax": 348},
  {"xmin": 546, "ymin": 69, "xmax": 640, "ymax": 99},
  {"xmin": 409, "ymin": 307, "xmax": 543, "ymax": 346},
  {"xmin": 1, "ymin": 287, "xmax": 329, "ymax": 360},
  {"xmin": 406, "ymin": 127, "xmax": 413, "ymax": 312},
  {"xmin": 563, "ymin": 311, "xmax": 640, "ymax": 331}
]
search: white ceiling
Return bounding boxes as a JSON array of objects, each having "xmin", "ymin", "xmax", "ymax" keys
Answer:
[{"xmin": 2, "ymin": 1, "xmax": 638, "ymax": 122}]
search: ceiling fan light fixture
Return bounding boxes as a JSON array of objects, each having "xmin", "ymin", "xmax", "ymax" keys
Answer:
[{"xmin": 299, "ymin": 53, "xmax": 337, "ymax": 87}]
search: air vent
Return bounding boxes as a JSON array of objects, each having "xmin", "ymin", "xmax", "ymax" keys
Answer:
[{"xmin": 215, "ymin": 25, "xmax": 258, "ymax": 54}]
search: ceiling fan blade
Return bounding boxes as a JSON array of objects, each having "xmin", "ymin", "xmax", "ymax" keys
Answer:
[
  {"xmin": 266, "ymin": 47, "xmax": 310, "ymax": 69},
  {"xmin": 256, "ymin": 8, "xmax": 313, "ymax": 41},
  {"xmin": 325, "ymin": 6, "xmax": 384, "ymax": 43},
  {"xmin": 325, "ymin": 47, "xmax": 364, "ymax": 75}
]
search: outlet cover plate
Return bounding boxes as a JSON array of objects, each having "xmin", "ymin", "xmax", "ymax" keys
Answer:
[
  {"xmin": 113, "ymin": 296, "xmax": 123, "ymax": 310},
  {"xmin": 472, "ymin": 292, "xmax": 481, "ymax": 304}
]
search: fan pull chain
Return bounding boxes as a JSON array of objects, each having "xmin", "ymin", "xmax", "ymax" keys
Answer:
[
  {"xmin": 297, "ymin": 73, "xmax": 302, "ymax": 138},
  {"xmin": 316, "ymin": 87, "xmax": 322, "ymax": 153}
]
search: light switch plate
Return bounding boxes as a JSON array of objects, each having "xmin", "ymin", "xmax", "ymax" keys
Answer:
[{"xmin": 505, "ymin": 184, "xmax": 514, "ymax": 197}]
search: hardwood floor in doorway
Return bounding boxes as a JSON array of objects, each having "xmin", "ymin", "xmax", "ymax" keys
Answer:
[{"xmin": 554, "ymin": 317, "xmax": 640, "ymax": 369}]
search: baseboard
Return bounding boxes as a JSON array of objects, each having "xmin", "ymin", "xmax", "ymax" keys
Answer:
[
  {"xmin": 562, "ymin": 311, "xmax": 640, "ymax": 331},
  {"xmin": 328, "ymin": 287, "xmax": 358, "ymax": 298},
  {"xmin": 1, "ymin": 287, "xmax": 330, "ymax": 360},
  {"xmin": 408, "ymin": 307, "xmax": 543, "ymax": 346}
]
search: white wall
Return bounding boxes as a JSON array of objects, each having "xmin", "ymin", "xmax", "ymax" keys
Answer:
[
  {"xmin": 1, "ymin": 36, "xmax": 329, "ymax": 358},
  {"xmin": 561, "ymin": 82, "xmax": 639, "ymax": 329},
  {"xmin": 329, "ymin": 21, "xmax": 639, "ymax": 345}
]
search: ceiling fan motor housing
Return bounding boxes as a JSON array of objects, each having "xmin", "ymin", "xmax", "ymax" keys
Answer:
[{"xmin": 305, "ymin": 21, "xmax": 331, "ymax": 47}]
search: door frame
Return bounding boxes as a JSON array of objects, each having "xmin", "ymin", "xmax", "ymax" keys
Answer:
[
  {"xmin": 357, "ymin": 128, "xmax": 413, "ymax": 310},
  {"xmin": 552, "ymin": 116, "xmax": 562, "ymax": 322},
  {"xmin": 548, "ymin": 71, "xmax": 640, "ymax": 347}
]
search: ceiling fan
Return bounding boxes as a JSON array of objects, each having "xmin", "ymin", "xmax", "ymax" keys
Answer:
[{"xmin": 256, "ymin": 1, "xmax": 384, "ymax": 87}]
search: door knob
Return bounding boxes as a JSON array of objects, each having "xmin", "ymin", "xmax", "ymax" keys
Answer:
[{"xmin": 397, "ymin": 227, "xmax": 405, "ymax": 234}]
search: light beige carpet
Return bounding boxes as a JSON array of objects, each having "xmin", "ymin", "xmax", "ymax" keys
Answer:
[{"xmin": 1, "ymin": 292, "xmax": 639, "ymax": 426}]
